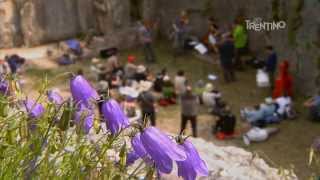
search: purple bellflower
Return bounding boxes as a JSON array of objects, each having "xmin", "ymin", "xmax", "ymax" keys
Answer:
[
  {"xmin": 24, "ymin": 99, "xmax": 45, "ymax": 119},
  {"xmin": 47, "ymin": 90, "xmax": 63, "ymax": 106},
  {"xmin": 177, "ymin": 140, "xmax": 209, "ymax": 180},
  {"xmin": 0, "ymin": 80, "xmax": 9, "ymax": 96},
  {"xmin": 126, "ymin": 134, "xmax": 153, "ymax": 166},
  {"xmin": 70, "ymin": 75, "xmax": 99, "ymax": 107},
  {"xmin": 140, "ymin": 127, "xmax": 187, "ymax": 174},
  {"xmin": 102, "ymin": 99, "xmax": 129, "ymax": 135},
  {"xmin": 74, "ymin": 105, "xmax": 94, "ymax": 134},
  {"xmin": 126, "ymin": 151, "xmax": 140, "ymax": 166},
  {"xmin": 24, "ymin": 99, "xmax": 45, "ymax": 132}
]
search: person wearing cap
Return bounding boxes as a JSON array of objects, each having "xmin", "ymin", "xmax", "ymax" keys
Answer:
[
  {"xmin": 180, "ymin": 86, "xmax": 199, "ymax": 137},
  {"xmin": 260, "ymin": 97, "xmax": 279, "ymax": 123},
  {"xmin": 124, "ymin": 55, "xmax": 138, "ymax": 80}
]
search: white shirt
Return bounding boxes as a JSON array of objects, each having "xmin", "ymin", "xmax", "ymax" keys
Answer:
[
  {"xmin": 202, "ymin": 91, "xmax": 221, "ymax": 107},
  {"xmin": 276, "ymin": 96, "xmax": 292, "ymax": 115},
  {"xmin": 174, "ymin": 76, "xmax": 186, "ymax": 95},
  {"xmin": 246, "ymin": 127, "xmax": 268, "ymax": 142}
]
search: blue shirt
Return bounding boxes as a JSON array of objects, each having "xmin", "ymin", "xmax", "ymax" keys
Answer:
[
  {"xmin": 265, "ymin": 52, "xmax": 277, "ymax": 72},
  {"xmin": 314, "ymin": 96, "xmax": 320, "ymax": 107}
]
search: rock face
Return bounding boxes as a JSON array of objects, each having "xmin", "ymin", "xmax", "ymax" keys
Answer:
[
  {"xmin": 161, "ymin": 138, "xmax": 297, "ymax": 180},
  {"xmin": 20, "ymin": 0, "xmax": 91, "ymax": 46},
  {"xmin": 0, "ymin": 1, "xmax": 21, "ymax": 48}
]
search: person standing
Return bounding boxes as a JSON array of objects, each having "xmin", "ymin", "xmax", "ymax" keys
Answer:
[
  {"xmin": 180, "ymin": 86, "xmax": 199, "ymax": 137},
  {"xmin": 172, "ymin": 10, "xmax": 190, "ymax": 57},
  {"xmin": 138, "ymin": 89, "xmax": 157, "ymax": 126},
  {"xmin": 139, "ymin": 20, "xmax": 156, "ymax": 63},
  {"xmin": 174, "ymin": 70, "xmax": 187, "ymax": 97},
  {"xmin": 264, "ymin": 45, "xmax": 278, "ymax": 90},
  {"xmin": 232, "ymin": 18, "xmax": 248, "ymax": 70},
  {"xmin": 272, "ymin": 60, "xmax": 293, "ymax": 98},
  {"xmin": 218, "ymin": 34, "xmax": 236, "ymax": 82}
]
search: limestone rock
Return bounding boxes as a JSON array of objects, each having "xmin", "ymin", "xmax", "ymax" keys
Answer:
[
  {"xmin": 0, "ymin": 0, "xmax": 21, "ymax": 48},
  {"xmin": 161, "ymin": 138, "xmax": 298, "ymax": 180},
  {"xmin": 20, "ymin": 0, "xmax": 81, "ymax": 46}
]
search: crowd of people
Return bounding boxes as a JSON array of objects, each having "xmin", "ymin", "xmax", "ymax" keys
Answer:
[{"xmin": 1, "ymin": 10, "xmax": 319, "ymax": 148}]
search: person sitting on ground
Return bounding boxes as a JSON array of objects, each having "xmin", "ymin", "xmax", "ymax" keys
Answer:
[
  {"xmin": 159, "ymin": 75, "xmax": 176, "ymax": 106},
  {"xmin": 275, "ymin": 92, "xmax": 293, "ymax": 119},
  {"xmin": 122, "ymin": 96, "xmax": 142, "ymax": 123},
  {"xmin": 153, "ymin": 68, "xmax": 167, "ymax": 93},
  {"xmin": 65, "ymin": 39, "xmax": 83, "ymax": 56},
  {"xmin": 110, "ymin": 71, "xmax": 122, "ymax": 89},
  {"xmin": 174, "ymin": 70, "xmax": 187, "ymax": 97},
  {"xmin": 90, "ymin": 58, "xmax": 103, "ymax": 80},
  {"xmin": 202, "ymin": 83, "xmax": 222, "ymax": 111},
  {"xmin": 124, "ymin": 55, "xmax": 138, "ymax": 80},
  {"xmin": 241, "ymin": 105, "xmax": 264, "ymax": 125},
  {"xmin": 213, "ymin": 106, "xmax": 236, "ymax": 140},
  {"xmin": 134, "ymin": 65, "xmax": 147, "ymax": 82},
  {"xmin": 180, "ymin": 86, "xmax": 199, "ymax": 137},
  {"xmin": 260, "ymin": 97, "xmax": 280, "ymax": 123},
  {"xmin": 211, "ymin": 99, "xmax": 227, "ymax": 117},
  {"xmin": 304, "ymin": 91, "xmax": 320, "ymax": 122},
  {"xmin": 242, "ymin": 123, "xmax": 279, "ymax": 146},
  {"xmin": 105, "ymin": 48, "xmax": 120, "ymax": 74},
  {"xmin": 58, "ymin": 54, "xmax": 74, "ymax": 66}
]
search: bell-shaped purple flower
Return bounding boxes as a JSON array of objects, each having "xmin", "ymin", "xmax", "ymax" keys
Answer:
[
  {"xmin": 126, "ymin": 151, "xmax": 140, "ymax": 166},
  {"xmin": 74, "ymin": 105, "xmax": 94, "ymax": 134},
  {"xmin": 70, "ymin": 75, "xmax": 99, "ymax": 107},
  {"xmin": 0, "ymin": 80, "xmax": 9, "ymax": 96},
  {"xmin": 102, "ymin": 99, "xmax": 129, "ymax": 135},
  {"xmin": 140, "ymin": 127, "xmax": 187, "ymax": 174},
  {"xmin": 132, "ymin": 134, "xmax": 148, "ymax": 157},
  {"xmin": 177, "ymin": 140, "xmax": 209, "ymax": 180},
  {"xmin": 47, "ymin": 90, "xmax": 63, "ymax": 106},
  {"xmin": 24, "ymin": 99, "xmax": 45, "ymax": 119}
]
